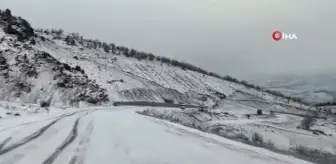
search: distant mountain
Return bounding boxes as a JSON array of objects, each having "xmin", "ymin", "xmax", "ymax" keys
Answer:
[{"xmin": 250, "ymin": 71, "xmax": 336, "ymax": 104}]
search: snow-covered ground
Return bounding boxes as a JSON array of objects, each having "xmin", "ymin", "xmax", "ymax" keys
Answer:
[
  {"xmin": 0, "ymin": 10, "xmax": 334, "ymax": 164},
  {"xmin": 0, "ymin": 106, "xmax": 315, "ymax": 164}
]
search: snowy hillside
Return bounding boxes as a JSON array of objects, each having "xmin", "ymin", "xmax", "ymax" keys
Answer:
[
  {"xmin": 35, "ymin": 32, "xmax": 314, "ymax": 110},
  {"xmin": 0, "ymin": 8, "xmax": 311, "ymax": 111}
]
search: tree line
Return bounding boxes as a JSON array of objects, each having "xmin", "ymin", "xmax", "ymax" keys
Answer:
[{"xmin": 315, "ymin": 101, "xmax": 336, "ymax": 107}]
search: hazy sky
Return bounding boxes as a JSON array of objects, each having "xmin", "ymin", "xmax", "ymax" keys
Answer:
[{"xmin": 2, "ymin": 0, "xmax": 336, "ymax": 78}]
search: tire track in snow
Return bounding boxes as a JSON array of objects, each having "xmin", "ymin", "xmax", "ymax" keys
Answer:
[
  {"xmin": 0, "ymin": 138, "xmax": 11, "ymax": 151},
  {"xmin": 0, "ymin": 111, "xmax": 84, "ymax": 156},
  {"xmin": 68, "ymin": 120, "xmax": 94, "ymax": 164},
  {"xmin": 42, "ymin": 112, "xmax": 89, "ymax": 164},
  {"xmin": 0, "ymin": 112, "xmax": 76, "ymax": 133}
]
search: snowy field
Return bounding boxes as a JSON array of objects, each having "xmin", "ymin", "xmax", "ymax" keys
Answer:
[{"xmin": 137, "ymin": 100, "xmax": 336, "ymax": 164}]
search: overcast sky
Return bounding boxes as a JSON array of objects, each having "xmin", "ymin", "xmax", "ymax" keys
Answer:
[{"xmin": 2, "ymin": 0, "xmax": 336, "ymax": 78}]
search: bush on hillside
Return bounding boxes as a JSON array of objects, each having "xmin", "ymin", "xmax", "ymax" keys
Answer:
[
  {"xmin": 265, "ymin": 140, "xmax": 275, "ymax": 148},
  {"xmin": 40, "ymin": 100, "xmax": 50, "ymax": 108},
  {"xmin": 65, "ymin": 36, "xmax": 76, "ymax": 46},
  {"xmin": 299, "ymin": 116, "xmax": 316, "ymax": 130},
  {"xmin": 235, "ymin": 133, "xmax": 250, "ymax": 143},
  {"xmin": 293, "ymin": 145, "xmax": 336, "ymax": 164},
  {"xmin": 62, "ymin": 63, "xmax": 71, "ymax": 71},
  {"xmin": 1, "ymin": 9, "xmax": 34, "ymax": 41},
  {"xmin": 30, "ymin": 38, "xmax": 36, "ymax": 45},
  {"xmin": 52, "ymin": 28, "xmax": 64, "ymax": 35},
  {"xmin": 51, "ymin": 28, "xmax": 63, "ymax": 39},
  {"xmin": 252, "ymin": 132, "xmax": 264, "ymax": 145},
  {"xmin": 148, "ymin": 53, "xmax": 155, "ymax": 61}
]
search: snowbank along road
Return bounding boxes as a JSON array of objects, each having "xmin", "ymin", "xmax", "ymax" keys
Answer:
[{"xmin": 0, "ymin": 107, "xmax": 313, "ymax": 164}]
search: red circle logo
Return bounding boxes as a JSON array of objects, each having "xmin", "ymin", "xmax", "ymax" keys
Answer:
[{"xmin": 272, "ymin": 31, "xmax": 282, "ymax": 41}]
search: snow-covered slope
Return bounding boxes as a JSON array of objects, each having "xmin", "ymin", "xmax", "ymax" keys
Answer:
[
  {"xmin": 0, "ymin": 9, "xmax": 312, "ymax": 111},
  {"xmin": 37, "ymin": 36, "xmax": 313, "ymax": 109}
]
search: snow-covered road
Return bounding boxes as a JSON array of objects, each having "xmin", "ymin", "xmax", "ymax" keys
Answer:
[{"xmin": 0, "ymin": 107, "xmax": 313, "ymax": 164}]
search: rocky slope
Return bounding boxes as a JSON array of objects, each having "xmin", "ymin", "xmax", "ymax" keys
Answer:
[{"xmin": 0, "ymin": 9, "xmax": 108, "ymax": 106}]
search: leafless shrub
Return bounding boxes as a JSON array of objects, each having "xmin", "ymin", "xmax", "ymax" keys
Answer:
[
  {"xmin": 293, "ymin": 145, "xmax": 336, "ymax": 163},
  {"xmin": 265, "ymin": 140, "xmax": 275, "ymax": 148},
  {"xmin": 252, "ymin": 132, "xmax": 264, "ymax": 145},
  {"xmin": 294, "ymin": 145, "xmax": 312, "ymax": 156},
  {"xmin": 40, "ymin": 100, "xmax": 50, "ymax": 108},
  {"xmin": 300, "ymin": 116, "xmax": 316, "ymax": 130},
  {"xmin": 236, "ymin": 133, "xmax": 250, "ymax": 143}
]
